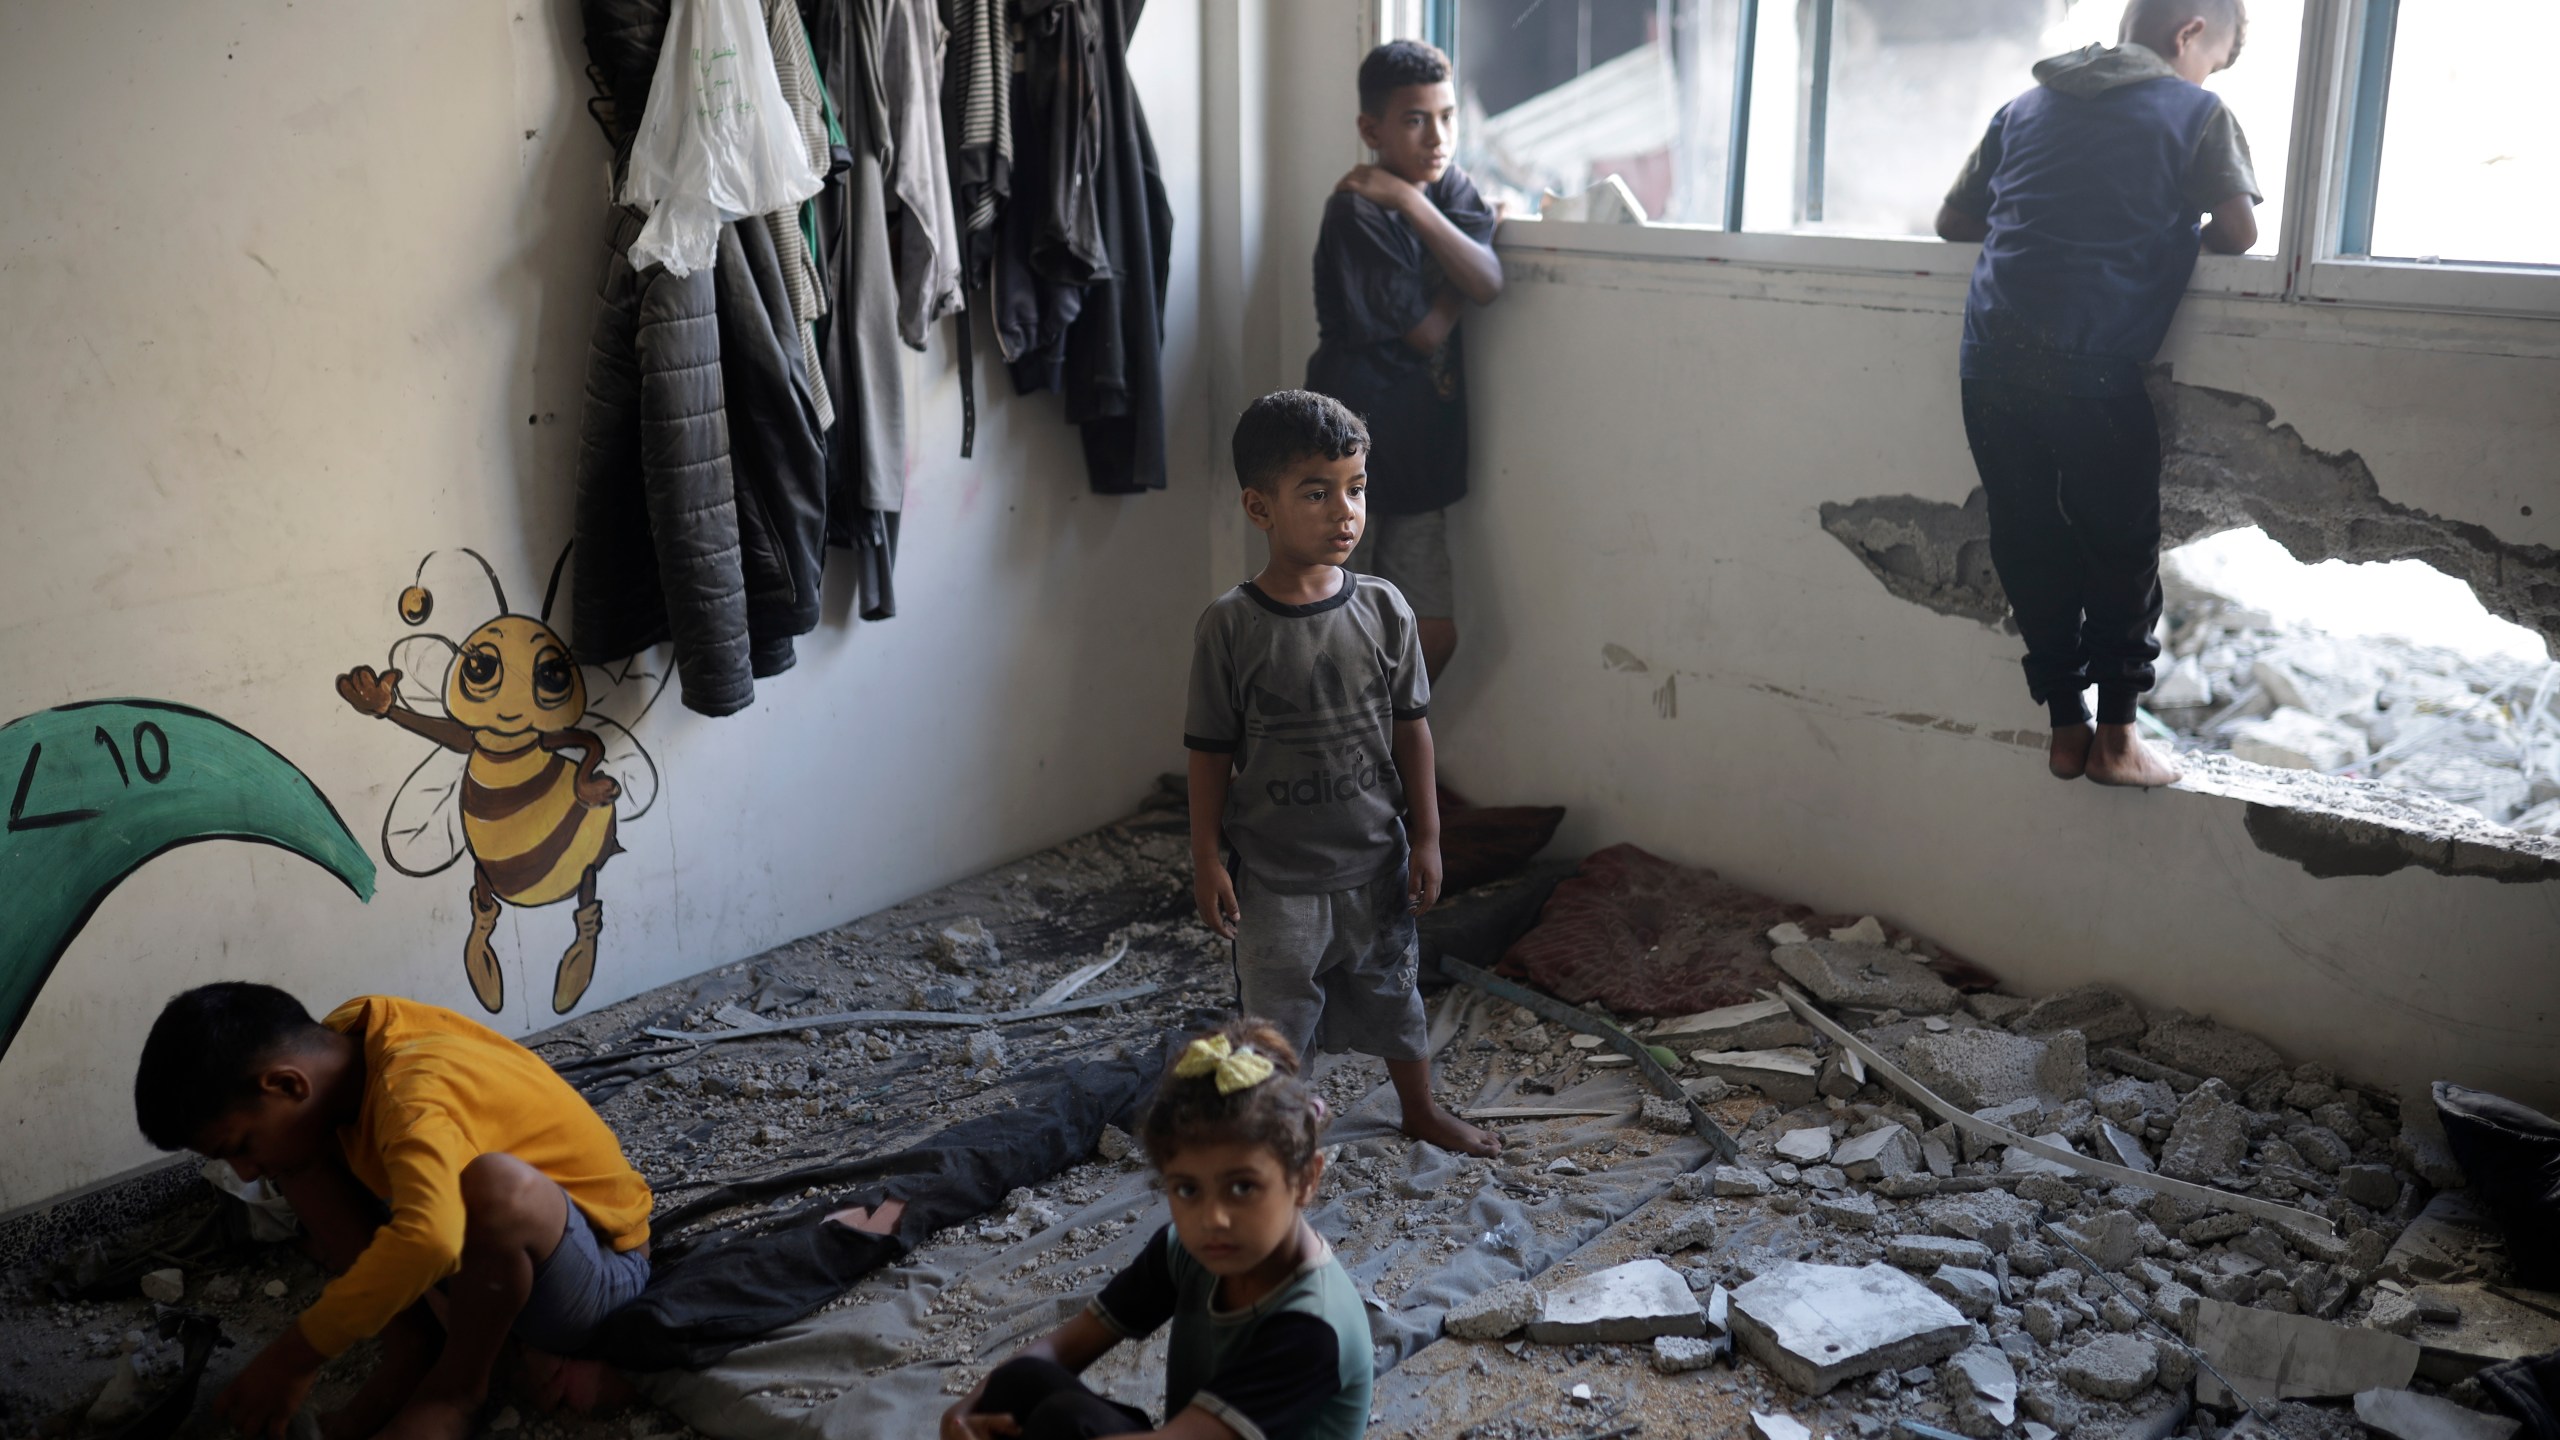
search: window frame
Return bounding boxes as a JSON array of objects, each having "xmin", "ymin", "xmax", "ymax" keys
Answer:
[{"xmin": 1409, "ymin": 0, "xmax": 2560, "ymax": 320}]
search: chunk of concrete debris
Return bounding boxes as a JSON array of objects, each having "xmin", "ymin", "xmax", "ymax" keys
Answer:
[
  {"xmin": 1096, "ymin": 1124, "xmax": 1134, "ymax": 1161},
  {"xmin": 2056, "ymin": 1211, "xmax": 2144, "ymax": 1271},
  {"xmin": 1445, "ymin": 1280, "xmax": 1543, "ymax": 1340},
  {"xmin": 138, "ymin": 1268, "xmax": 184, "ymax": 1304},
  {"xmin": 2353, "ymin": 1388, "xmax": 2523, "ymax": 1440},
  {"xmin": 1641, "ymin": 1096, "xmax": 1696, "ymax": 1135},
  {"xmin": 1527, "ymin": 1259, "xmax": 1706, "ymax": 1343},
  {"xmin": 2405, "ymin": 1282, "xmax": 2560, "ymax": 1379},
  {"xmin": 1716, "ymin": 1165, "xmax": 1778, "ymax": 1197},
  {"xmin": 1661, "ymin": 1209, "xmax": 1719, "ymax": 1253},
  {"xmin": 1832, "ymin": 916, "xmax": 1890, "ymax": 945},
  {"xmin": 2160, "ymin": 1082, "xmax": 2254, "ymax": 1181},
  {"xmin": 2093, "ymin": 1075, "xmax": 2177, "ymax": 1128},
  {"xmin": 1927, "ymin": 1266, "xmax": 2000, "ymax": 1320},
  {"xmin": 2098, "ymin": 1120, "xmax": 2155, "ymax": 1173},
  {"xmin": 2339, "ymin": 1163, "xmax": 2402, "ymax": 1210},
  {"xmin": 1752, "ymin": 1413, "xmax": 1814, "ymax": 1440},
  {"xmin": 1964, "ymin": 992, "xmax": 2031, "ymax": 1026},
  {"xmin": 1776, "ymin": 1126, "xmax": 1837, "ymax": 1163},
  {"xmin": 2230, "ymin": 706, "xmax": 2370, "ymax": 773},
  {"xmin": 2192, "ymin": 1296, "xmax": 2421, "ymax": 1405},
  {"xmin": 1655, "ymin": 1333, "xmax": 1723, "ymax": 1373},
  {"xmin": 1940, "ymin": 1344, "xmax": 2021, "ymax": 1427},
  {"xmin": 2058, "ymin": 1334, "xmax": 2159, "ymax": 1400},
  {"xmin": 1920, "ymin": 1131, "xmax": 1956, "ymax": 1179},
  {"xmin": 1836, "ymin": 1125, "xmax": 1921, "ymax": 1182},
  {"xmin": 1773, "ymin": 941, "xmax": 1962, "ymax": 1016},
  {"xmin": 2139, "ymin": 1014, "xmax": 2284, "ymax": 1088},
  {"xmin": 1811, "ymin": 1191, "xmax": 1885, "ymax": 1232},
  {"xmin": 1819, "ymin": 1052, "xmax": 1864, "ymax": 1100},
  {"xmin": 1656, "ymin": 997, "xmax": 1813, "ymax": 1052},
  {"xmin": 262, "ymin": 1279, "xmax": 289, "ymax": 1298},
  {"xmin": 1888, "ymin": 1235, "xmax": 1996, "ymax": 1272},
  {"xmin": 2366, "ymin": 1289, "xmax": 2423, "ymax": 1335},
  {"xmin": 929, "ymin": 917, "xmax": 1002, "ymax": 972},
  {"xmin": 2001, "ymin": 1134, "xmax": 2085, "ymax": 1178},
  {"xmin": 1901, "ymin": 1028, "xmax": 2085, "ymax": 1113},
  {"xmin": 1694, "ymin": 1048, "xmax": 1822, "ymax": 1107},
  {"xmin": 1768, "ymin": 921, "xmax": 1810, "ymax": 946},
  {"xmin": 2011, "ymin": 983, "xmax": 2146, "ymax": 1047},
  {"xmin": 1730, "ymin": 1260, "xmax": 1973, "ymax": 1395}
]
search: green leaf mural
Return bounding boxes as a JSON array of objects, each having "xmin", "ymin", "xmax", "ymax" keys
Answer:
[{"xmin": 0, "ymin": 699, "xmax": 374, "ymax": 1059}]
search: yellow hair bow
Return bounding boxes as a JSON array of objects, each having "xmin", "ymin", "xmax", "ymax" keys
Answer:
[{"xmin": 1174, "ymin": 1035, "xmax": 1276, "ymax": 1094}]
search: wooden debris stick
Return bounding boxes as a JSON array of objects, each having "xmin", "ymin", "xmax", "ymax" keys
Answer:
[
  {"xmin": 1030, "ymin": 938, "xmax": 1130, "ymax": 1009},
  {"xmin": 1441, "ymin": 957, "xmax": 1740, "ymax": 1161},
  {"xmin": 641, "ymin": 983, "xmax": 1163, "ymax": 1045},
  {"xmin": 1773, "ymin": 984, "xmax": 2335, "ymax": 1234},
  {"xmin": 1464, "ymin": 1106, "xmax": 1638, "ymax": 1121}
]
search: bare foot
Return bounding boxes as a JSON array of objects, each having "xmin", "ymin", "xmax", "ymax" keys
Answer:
[
  {"xmin": 1401, "ymin": 1101, "xmax": 1503, "ymax": 1158},
  {"xmin": 377, "ymin": 1393, "xmax": 478, "ymax": 1440},
  {"xmin": 2048, "ymin": 723, "xmax": 2094, "ymax": 780},
  {"xmin": 2087, "ymin": 724, "xmax": 2181, "ymax": 788}
]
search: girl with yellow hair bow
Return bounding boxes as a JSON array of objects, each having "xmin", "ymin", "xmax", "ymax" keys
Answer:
[{"xmin": 942, "ymin": 1019, "xmax": 1371, "ymax": 1440}]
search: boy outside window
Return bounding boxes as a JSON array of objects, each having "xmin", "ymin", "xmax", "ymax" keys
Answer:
[
  {"xmin": 133, "ymin": 984, "xmax": 655, "ymax": 1440},
  {"xmin": 1935, "ymin": 0, "xmax": 2261, "ymax": 787},
  {"xmin": 1185, "ymin": 391, "xmax": 1501, "ymax": 1160},
  {"xmin": 1306, "ymin": 40, "xmax": 1504, "ymax": 685}
]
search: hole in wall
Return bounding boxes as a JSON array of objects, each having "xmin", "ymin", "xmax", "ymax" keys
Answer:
[{"xmin": 2153, "ymin": 527, "xmax": 2560, "ymax": 838}]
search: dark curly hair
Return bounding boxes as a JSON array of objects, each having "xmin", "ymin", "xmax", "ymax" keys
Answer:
[
  {"xmin": 1359, "ymin": 39, "xmax": 1452, "ymax": 116},
  {"xmin": 1231, "ymin": 390, "xmax": 1368, "ymax": 494},
  {"xmin": 1140, "ymin": 1018, "xmax": 1329, "ymax": 1179}
]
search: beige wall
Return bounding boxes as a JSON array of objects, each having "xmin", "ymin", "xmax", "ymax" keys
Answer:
[{"xmin": 0, "ymin": 0, "xmax": 1211, "ymax": 1210}]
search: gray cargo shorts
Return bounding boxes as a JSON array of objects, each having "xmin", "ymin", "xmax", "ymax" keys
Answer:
[
  {"xmin": 1349, "ymin": 508, "xmax": 1453, "ymax": 620},
  {"xmin": 514, "ymin": 1190, "xmax": 651, "ymax": 1354},
  {"xmin": 1231, "ymin": 863, "xmax": 1431, "ymax": 1064}
]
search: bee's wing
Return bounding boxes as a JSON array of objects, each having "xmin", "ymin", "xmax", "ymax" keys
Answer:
[
  {"xmin": 589, "ymin": 717, "xmax": 659, "ymax": 823},
  {"xmin": 581, "ymin": 649, "xmax": 671, "ymax": 736},
  {"xmin": 389, "ymin": 635, "xmax": 458, "ymax": 712},
  {"xmin": 382, "ymin": 747, "xmax": 472, "ymax": 878}
]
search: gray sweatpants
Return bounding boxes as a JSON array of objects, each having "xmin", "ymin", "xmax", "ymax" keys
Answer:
[{"xmin": 1232, "ymin": 864, "xmax": 1431, "ymax": 1064}]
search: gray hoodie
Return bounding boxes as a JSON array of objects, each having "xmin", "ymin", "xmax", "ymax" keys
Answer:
[{"xmin": 1949, "ymin": 44, "xmax": 2263, "ymax": 217}]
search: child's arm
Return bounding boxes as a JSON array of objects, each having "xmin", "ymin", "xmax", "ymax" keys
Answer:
[
  {"xmin": 2200, "ymin": 193, "xmax": 2258, "ymax": 254},
  {"xmin": 1337, "ymin": 166, "xmax": 1504, "ymax": 305},
  {"xmin": 1394, "ymin": 717, "xmax": 1442, "ymax": 916},
  {"xmin": 1188, "ymin": 750, "xmax": 1240, "ymax": 940},
  {"xmin": 1400, "ymin": 287, "xmax": 1468, "ymax": 357},
  {"xmin": 939, "ymin": 1312, "xmax": 1124, "ymax": 1440},
  {"xmin": 1934, "ymin": 203, "xmax": 1990, "ymax": 243}
]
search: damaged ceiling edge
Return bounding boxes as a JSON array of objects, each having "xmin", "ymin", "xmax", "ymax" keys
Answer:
[{"xmin": 1817, "ymin": 369, "xmax": 2560, "ymax": 654}]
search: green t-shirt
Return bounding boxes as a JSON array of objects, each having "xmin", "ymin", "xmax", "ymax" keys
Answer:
[{"xmin": 1091, "ymin": 1224, "xmax": 1374, "ymax": 1440}]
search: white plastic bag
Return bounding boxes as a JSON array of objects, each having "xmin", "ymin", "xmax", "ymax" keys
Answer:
[{"xmin": 619, "ymin": 0, "xmax": 825, "ymax": 276}]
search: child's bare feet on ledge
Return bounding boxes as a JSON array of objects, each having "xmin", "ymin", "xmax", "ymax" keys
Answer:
[
  {"xmin": 2087, "ymin": 724, "xmax": 2180, "ymax": 788},
  {"xmin": 2049, "ymin": 722, "xmax": 2094, "ymax": 780},
  {"xmin": 1400, "ymin": 1101, "xmax": 1502, "ymax": 1158}
]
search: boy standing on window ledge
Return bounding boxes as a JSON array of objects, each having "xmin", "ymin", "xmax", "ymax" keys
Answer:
[
  {"xmin": 1306, "ymin": 39, "xmax": 1503, "ymax": 687},
  {"xmin": 1936, "ymin": 0, "xmax": 2261, "ymax": 788},
  {"xmin": 1185, "ymin": 391, "xmax": 1502, "ymax": 1160}
]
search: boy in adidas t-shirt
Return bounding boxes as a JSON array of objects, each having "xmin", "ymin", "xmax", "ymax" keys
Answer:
[{"xmin": 1183, "ymin": 390, "xmax": 1499, "ymax": 1159}]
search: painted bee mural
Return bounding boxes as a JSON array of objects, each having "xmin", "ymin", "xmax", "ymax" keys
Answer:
[{"xmin": 335, "ymin": 549, "xmax": 664, "ymax": 1015}]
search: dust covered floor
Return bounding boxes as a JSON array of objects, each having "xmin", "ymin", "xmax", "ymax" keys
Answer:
[{"xmin": 2, "ymin": 789, "xmax": 2540, "ymax": 1440}]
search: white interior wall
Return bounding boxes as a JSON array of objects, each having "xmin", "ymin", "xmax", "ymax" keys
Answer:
[
  {"xmin": 1231, "ymin": 0, "xmax": 2560, "ymax": 1114},
  {"xmin": 1428, "ymin": 247, "xmax": 2560, "ymax": 1112},
  {"xmin": 0, "ymin": 0, "xmax": 1210, "ymax": 1211}
]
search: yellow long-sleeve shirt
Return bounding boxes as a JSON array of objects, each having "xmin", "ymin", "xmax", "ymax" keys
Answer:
[{"xmin": 296, "ymin": 996, "xmax": 653, "ymax": 1358}]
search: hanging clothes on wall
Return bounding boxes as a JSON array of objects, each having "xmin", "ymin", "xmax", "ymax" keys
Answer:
[
  {"xmin": 993, "ymin": 0, "xmax": 1170, "ymax": 495},
  {"xmin": 807, "ymin": 0, "xmax": 912, "ymax": 620},
  {"xmin": 713, "ymin": 216, "xmax": 831, "ymax": 680},
  {"xmin": 941, "ymin": 0, "xmax": 1011, "ymax": 276},
  {"xmin": 763, "ymin": 0, "xmax": 837, "ymax": 433},
  {"xmin": 1063, "ymin": 0, "xmax": 1172, "ymax": 495},
  {"xmin": 993, "ymin": 0, "xmax": 1105, "ymax": 396},
  {"xmin": 881, "ymin": 0, "xmax": 967, "ymax": 349}
]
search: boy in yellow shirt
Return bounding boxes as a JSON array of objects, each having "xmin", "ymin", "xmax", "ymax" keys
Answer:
[{"xmin": 133, "ymin": 983, "xmax": 654, "ymax": 1440}]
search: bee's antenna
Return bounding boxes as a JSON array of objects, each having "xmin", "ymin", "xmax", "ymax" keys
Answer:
[
  {"xmin": 541, "ymin": 542, "xmax": 573, "ymax": 627},
  {"xmin": 449, "ymin": 549, "xmax": 509, "ymax": 615}
]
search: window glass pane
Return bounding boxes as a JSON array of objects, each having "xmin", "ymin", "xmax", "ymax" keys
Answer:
[
  {"xmin": 1755, "ymin": 0, "xmax": 2297, "ymax": 254},
  {"xmin": 2366, "ymin": 1, "xmax": 2559, "ymax": 267},
  {"xmin": 1450, "ymin": 0, "xmax": 1738, "ymax": 226}
]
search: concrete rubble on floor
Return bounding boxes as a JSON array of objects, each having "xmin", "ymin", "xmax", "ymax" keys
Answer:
[
  {"xmin": 2193, "ymin": 1297, "xmax": 2421, "ymax": 1404},
  {"xmin": 2354, "ymin": 1387, "xmax": 2524, "ymax": 1440},
  {"xmin": 1526, "ymin": 1259, "xmax": 1707, "ymax": 1343},
  {"xmin": 1728, "ymin": 1261, "xmax": 1974, "ymax": 1394}
]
